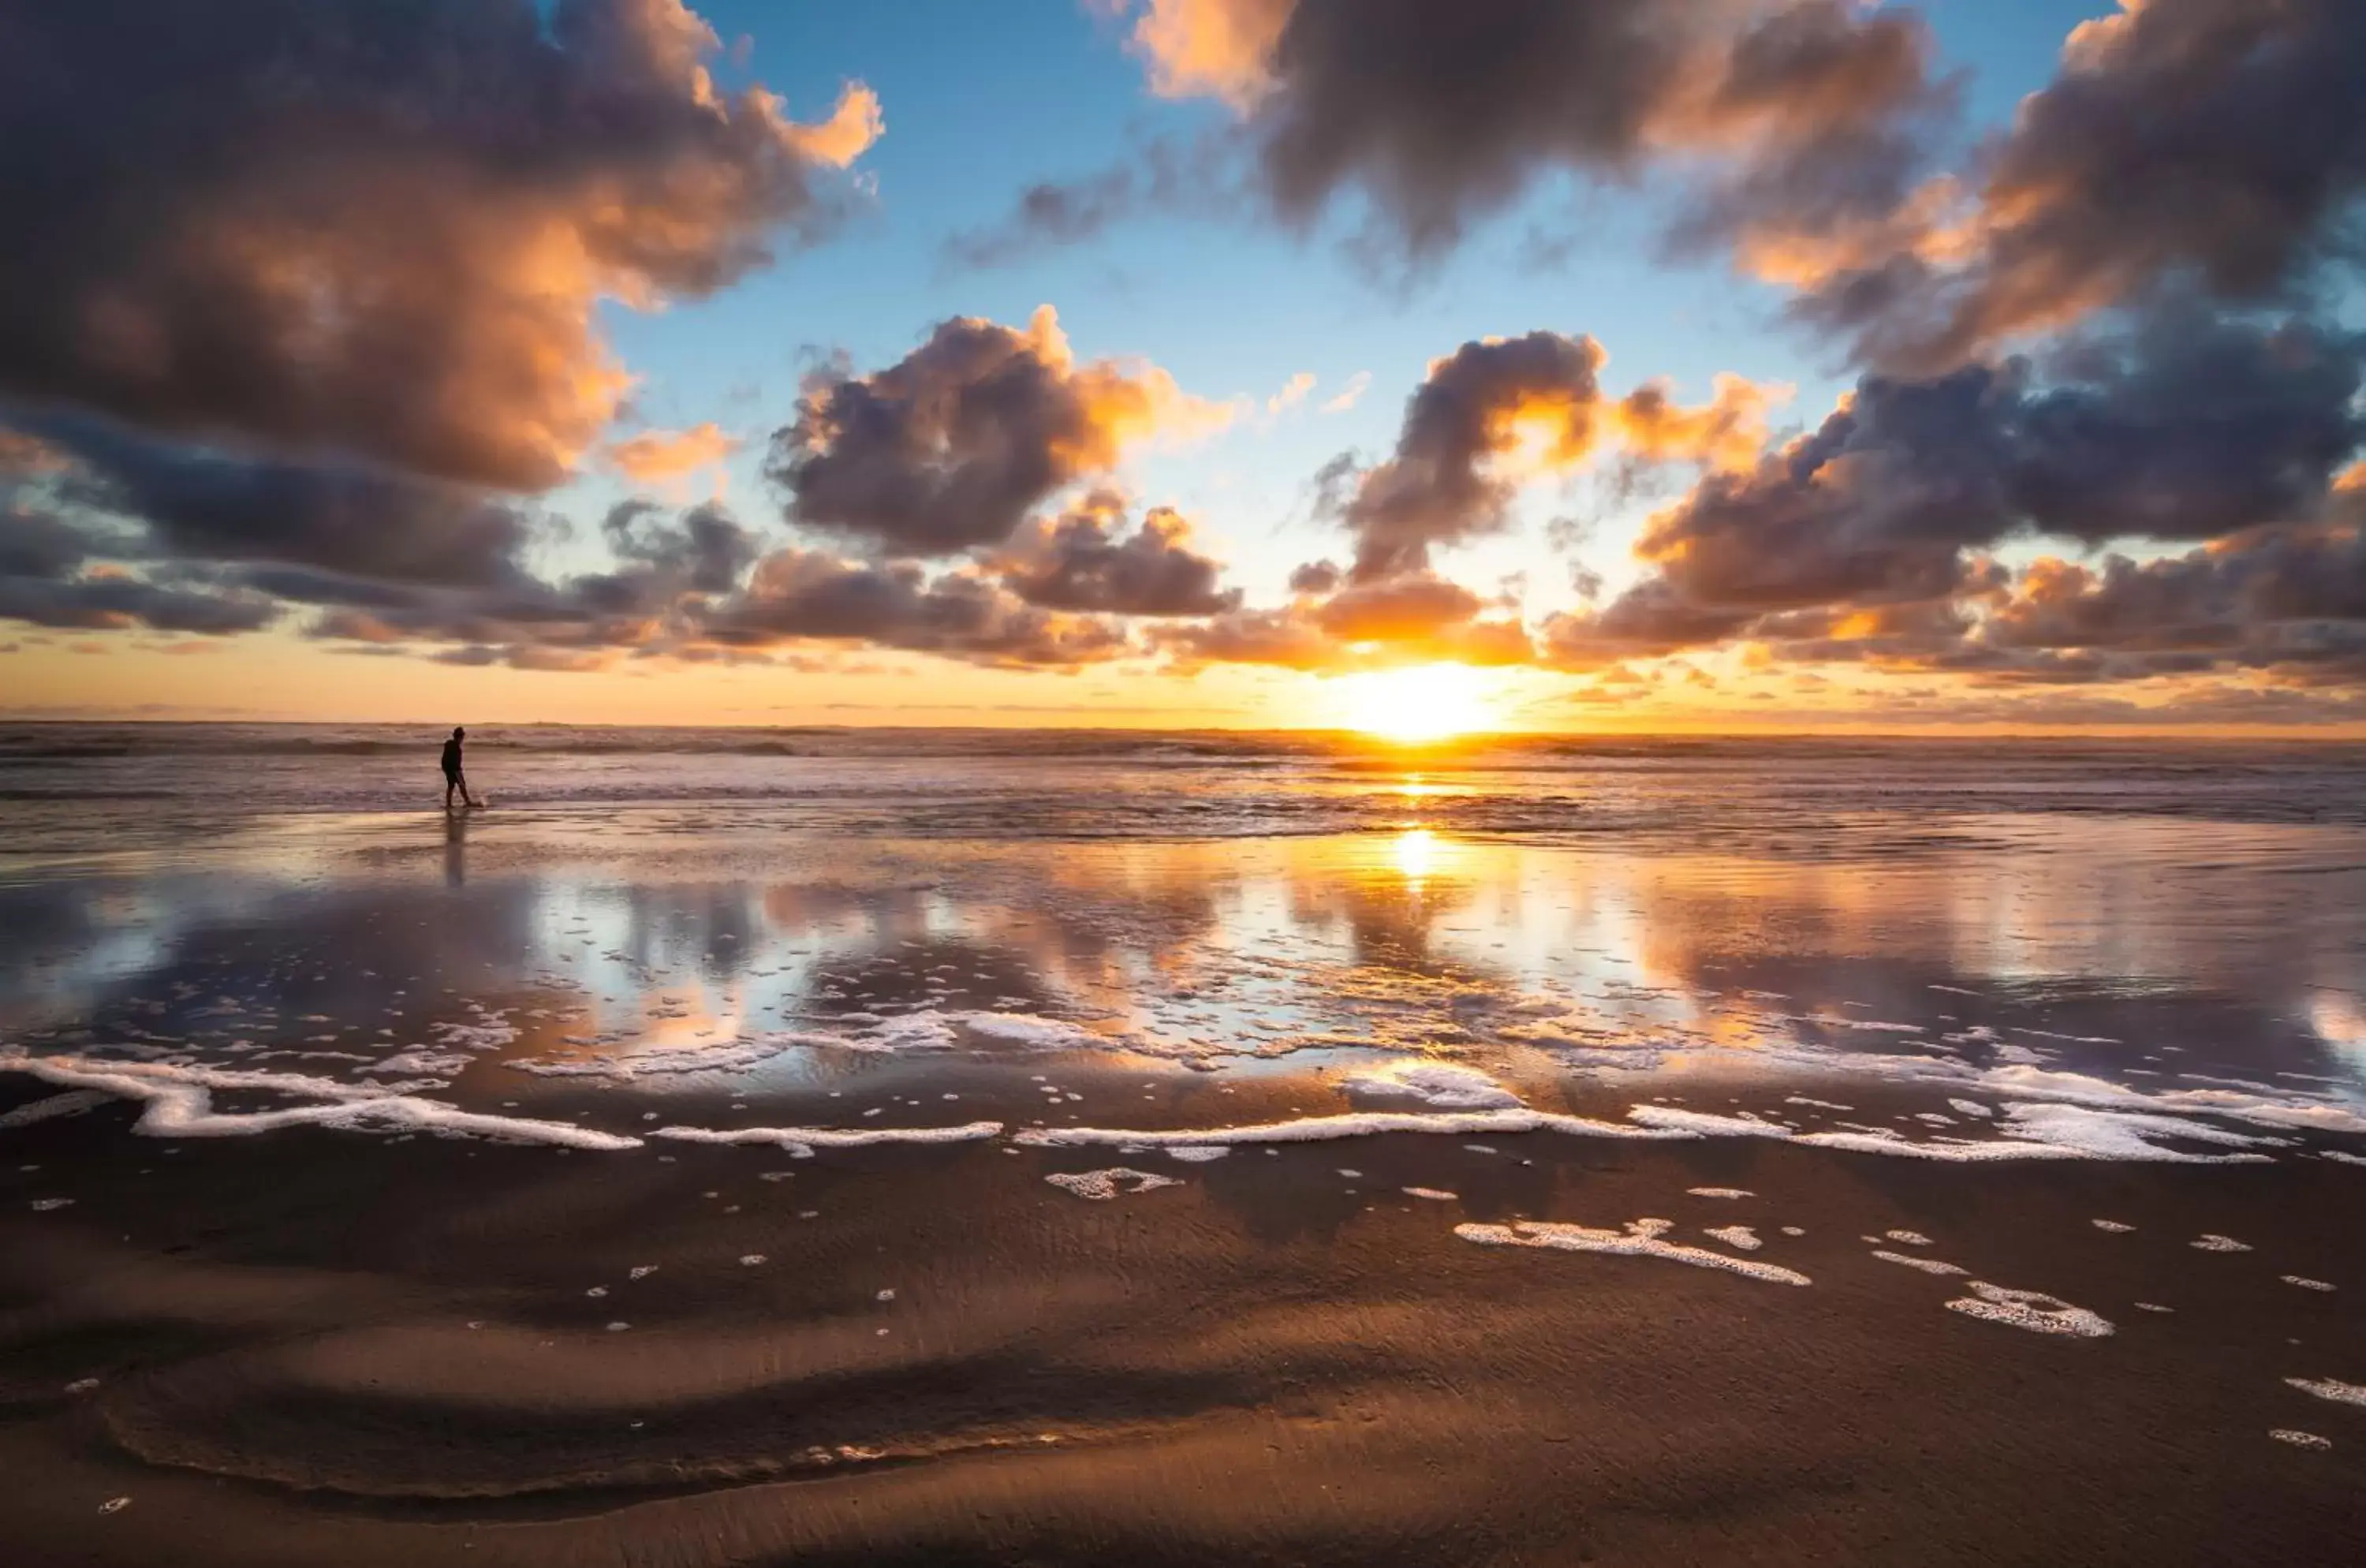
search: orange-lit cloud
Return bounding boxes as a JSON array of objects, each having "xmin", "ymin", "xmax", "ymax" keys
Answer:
[
  {"xmin": 1118, "ymin": 0, "xmax": 1289, "ymax": 104},
  {"xmin": 603, "ymin": 423, "xmax": 743, "ymax": 483},
  {"xmin": 1332, "ymin": 330, "xmax": 1781, "ymax": 583},
  {"xmin": 0, "ymin": 1, "xmax": 882, "ymax": 492},
  {"xmin": 777, "ymin": 82, "xmax": 886, "ymax": 168}
]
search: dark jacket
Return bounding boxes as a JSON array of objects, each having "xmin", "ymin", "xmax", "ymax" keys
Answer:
[{"xmin": 440, "ymin": 737, "xmax": 463, "ymax": 776}]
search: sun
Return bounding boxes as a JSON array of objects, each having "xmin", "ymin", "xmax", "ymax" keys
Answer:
[{"xmin": 1329, "ymin": 663, "xmax": 1498, "ymax": 743}]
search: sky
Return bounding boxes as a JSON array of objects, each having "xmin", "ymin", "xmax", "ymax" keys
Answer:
[{"xmin": 5, "ymin": 0, "xmax": 2366, "ymax": 734}]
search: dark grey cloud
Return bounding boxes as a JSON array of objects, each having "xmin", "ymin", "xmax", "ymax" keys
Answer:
[
  {"xmin": 771, "ymin": 309, "xmax": 1221, "ymax": 558},
  {"xmin": 1791, "ymin": 0, "xmax": 2366, "ymax": 371},
  {"xmin": 1336, "ymin": 332, "xmax": 1607, "ymax": 582},
  {"xmin": 17, "ymin": 412, "xmax": 541, "ymax": 588},
  {"xmin": 0, "ymin": 510, "xmax": 95, "ymax": 581},
  {"xmin": 997, "ymin": 493, "xmax": 1240, "ymax": 617},
  {"xmin": 1330, "ymin": 330, "xmax": 1768, "ymax": 584},
  {"xmin": 1033, "ymin": 0, "xmax": 1942, "ymax": 267},
  {"xmin": 702, "ymin": 548, "xmax": 1132, "ymax": 667},
  {"xmin": 0, "ymin": 0, "xmax": 878, "ymax": 490},
  {"xmin": 1538, "ymin": 582, "xmax": 1756, "ymax": 673},
  {"xmin": 603, "ymin": 499, "xmax": 760, "ymax": 595},
  {"xmin": 941, "ymin": 135, "xmax": 1236, "ymax": 270},
  {"xmin": 1971, "ymin": 521, "xmax": 2366, "ymax": 679},
  {"xmin": 1633, "ymin": 308, "xmax": 2366, "ymax": 616},
  {"xmin": 0, "ymin": 573, "xmax": 278, "ymax": 636}
]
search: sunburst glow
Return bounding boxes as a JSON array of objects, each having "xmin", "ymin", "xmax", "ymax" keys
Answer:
[{"xmin": 1329, "ymin": 663, "xmax": 1498, "ymax": 742}]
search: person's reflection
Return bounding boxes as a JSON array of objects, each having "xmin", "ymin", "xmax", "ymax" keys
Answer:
[{"xmin": 443, "ymin": 807, "xmax": 469, "ymax": 887}]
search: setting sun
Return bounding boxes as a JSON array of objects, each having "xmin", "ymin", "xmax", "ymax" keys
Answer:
[{"xmin": 1328, "ymin": 663, "xmax": 1498, "ymax": 742}]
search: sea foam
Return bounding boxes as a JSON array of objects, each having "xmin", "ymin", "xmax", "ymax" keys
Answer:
[
  {"xmin": 1, "ymin": 1055, "xmax": 640, "ymax": 1151},
  {"xmin": 1457, "ymin": 1217, "xmax": 1811, "ymax": 1286}
]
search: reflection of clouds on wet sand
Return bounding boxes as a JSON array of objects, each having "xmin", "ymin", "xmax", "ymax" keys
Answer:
[{"xmin": 2, "ymin": 812, "xmax": 2364, "ymax": 1170}]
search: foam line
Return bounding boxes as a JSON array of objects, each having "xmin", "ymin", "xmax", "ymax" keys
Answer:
[
  {"xmin": 2286, "ymin": 1378, "xmax": 2366, "ymax": 1407},
  {"xmin": 1457, "ymin": 1218, "xmax": 1811, "ymax": 1286},
  {"xmin": 651, "ymin": 1121, "xmax": 1002, "ymax": 1153},
  {"xmin": 1012, "ymin": 1108, "xmax": 1693, "ymax": 1149},
  {"xmin": 2, "ymin": 1055, "xmax": 640, "ymax": 1151}
]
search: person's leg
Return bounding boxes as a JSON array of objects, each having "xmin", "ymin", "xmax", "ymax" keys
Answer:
[
  {"xmin": 460, "ymin": 771, "xmax": 477, "ymax": 807},
  {"xmin": 444, "ymin": 775, "xmax": 458, "ymax": 809}
]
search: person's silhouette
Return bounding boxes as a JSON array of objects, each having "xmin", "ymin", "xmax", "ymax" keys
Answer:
[{"xmin": 440, "ymin": 726, "xmax": 480, "ymax": 809}]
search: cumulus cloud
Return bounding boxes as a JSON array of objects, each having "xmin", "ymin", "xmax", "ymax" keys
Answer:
[
  {"xmin": 603, "ymin": 423, "xmax": 743, "ymax": 483},
  {"xmin": 0, "ymin": 562, "xmax": 279, "ymax": 637},
  {"xmin": 1615, "ymin": 308, "xmax": 2365, "ymax": 625},
  {"xmin": 1781, "ymin": 0, "xmax": 2366, "ymax": 371},
  {"xmin": 15, "ymin": 413, "xmax": 544, "ymax": 590},
  {"xmin": 1528, "ymin": 298, "xmax": 2366, "ymax": 694},
  {"xmin": 1332, "ymin": 331, "xmax": 1774, "ymax": 583},
  {"xmin": 0, "ymin": 0, "xmax": 880, "ymax": 491},
  {"xmin": 283, "ymin": 498, "xmax": 767, "ymax": 663},
  {"xmin": 602, "ymin": 499, "xmax": 761, "ymax": 595},
  {"xmin": 771, "ymin": 307, "xmax": 1233, "ymax": 556},
  {"xmin": 995, "ymin": 491, "xmax": 1240, "ymax": 617},
  {"xmin": 702, "ymin": 548, "xmax": 1132, "ymax": 666},
  {"xmin": 1038, "ymin": 0, "xmax": 1946, "ymax": 261}
]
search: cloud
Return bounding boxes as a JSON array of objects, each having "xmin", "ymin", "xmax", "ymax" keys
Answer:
[
  {"xmin": 1267, "ymin": 372, "xmax": 1317, "ymax": 416},
  {"xmin": 995, "ymin": 491, "xmax": 1241, "ymax": 617},
  {"xmin": 1962, "ymin": 521, "xmax": 2366, "ymax": 684},
  {"xmin": 0, "ymin": 0, "xmax": 879, "ymax": 491},
  {"xmin": 1538, "ymin": 582, "xmax": 1755, "ymax": 672},
  {"xmin": 1312, "ymin": 574, "xmax": 1483, "ymax": 641},
  {"xmin": 1778, "ymin": 0, "xmax": 2366, "ymax": 371},
  {"xmin": 0, "ymin": 510, "xmax": 96, "ymax": 582},
  {"xmin": 1332, "ymin": 330, "xmax": 1774, "ymax": 582},
  {"xmin": 941, "ymin": 135, "xmax": 1234, "ymax": 269},
  {"xmin": 771, "ymin": 307, "xmax": 1232, "ymax": 556},
  {"xmin": 1088, "ymin": 0, "xmax": 1943, "ymax": 259},
  {"xmin": 0, "ymin": 571, "xmax": 279, "ymax": 637},
  {"xmin": 602, "ymin": 499, "xmax": 762, "ymax": 595},
  {"xmin": 1159, "ymin": 565, "xmax": 1532, "ymax": 673},
  {"xmin": 779, "ymin": 81, "xmax": 886, "ymax": 168},
  {"xmin": 1625, "ymin": 307, "xmax": 2364, "ymax": 622},
  {"xmin": 701, "ymin": 547, "xmax": 1133, "ymax": 666},
  {"xmin": 1321, "ymin": 371, "xmax": 1371, "ymax": 413},
  {"xmin": 603, "ymin": 423, "xmax": 743, "ymax": 483},
  {"xmin": 278, "ymin": 498, "xmax": 768, "ymax": 663},
  {"xmin": 14, "ymin": 413, "xmax": 545, "ymax": 590}
]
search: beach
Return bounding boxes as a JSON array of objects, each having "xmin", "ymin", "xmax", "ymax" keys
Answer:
[{"xmin": 2, "ymin": 725, "xmax": 2364, "ymax": 1564}]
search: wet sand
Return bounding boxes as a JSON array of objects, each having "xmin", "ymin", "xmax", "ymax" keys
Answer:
[{"xmin": 3, "ymin": 1084, "xmax": 2361, "ymax": 1567}]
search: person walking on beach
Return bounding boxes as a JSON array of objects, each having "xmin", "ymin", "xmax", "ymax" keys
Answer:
[{"xmin": 441, "ymin": 726, "xmax": 480, "ymax": 810}]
